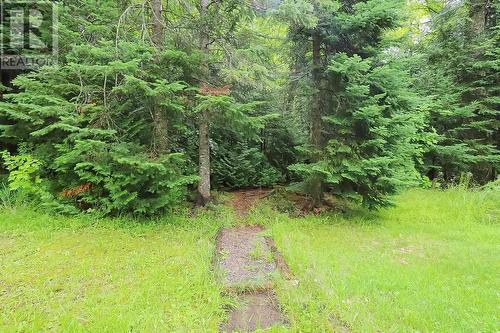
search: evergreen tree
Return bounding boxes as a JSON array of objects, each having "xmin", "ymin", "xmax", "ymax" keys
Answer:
[
  {"xmin": 414, "ymin": 0, "xmax": 499, "ymax": 183},
  {"xmin": 0, "ymin": 0, "xmax": 497, "ymax": 215},
  {"xmin": 0, "ymin": 2, "xmax": 199, "ymax": 215},
  {"xmin": 281, "ymin": 0, "xmax": 424, "ymax": 207}
]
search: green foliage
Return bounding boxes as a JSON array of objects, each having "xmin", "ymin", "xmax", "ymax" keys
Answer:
[
  {"xmin": 194, "ymin": 92, "xmax": 283, "ymax": 189},
  {"xmin": 0, "ymin": 0, "xmax": 498, "ymax": 214},
  {"xmin": 212, "ymin": 142, "xmax": 281, "ymax": 188},
  {"xmin": 195, "ymin": 95, "xmax": 268, "ymax": 137},
  {"xmin": 0, "ymin": 182, "xmax": 16, "ymax": 208},
  {"xmin": 53, "ymin": 141, "xmax": 197, "ymax": 215},
  {"xmin": 413, "ymin": 0, "xmax": 499, "ymax": 183},
  {"xmin": 0, "ymin": 21, "xmax": 198, "ymax": 215},
  {"xmin": 284, "ymin": 0, "xmax": 422, "ymax": 207},
  {"xmin": 322, "ymin": 54, "xmax": 422, "ymax": 207},
  {"xmin": 1, "ymin": 150, "xmax": 42, "ymax": 196}
]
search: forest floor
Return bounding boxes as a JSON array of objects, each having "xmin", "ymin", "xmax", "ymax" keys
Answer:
[
  {"xmin": 227, "ymin": 188, "xmax": 271, "ymax": 217},
  {"xmin": 0, "ymin": 188, "xmax": 498, "ymax": 332}
]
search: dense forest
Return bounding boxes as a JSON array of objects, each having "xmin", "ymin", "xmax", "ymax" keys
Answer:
[
  {"xmin": 0, "ymin": 0, "xmax": 498, "ymax": 215},
  {"xmin": 0, "ymin": 4, "xmax": 499, "ymax": 330}
]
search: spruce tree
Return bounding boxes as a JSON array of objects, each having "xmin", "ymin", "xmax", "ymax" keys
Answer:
[
  {"xmin": 281, "ymin": 0, "xmax": 423, "ymax": 207},
  {"xmin": 414, "ymin": 0, "xmax": 499, "ymax": 183}
]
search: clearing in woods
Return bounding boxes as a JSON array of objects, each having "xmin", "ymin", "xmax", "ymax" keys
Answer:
[{"xmin": 0, "ymin": 188, "xmax": 497, "ymax": 331}]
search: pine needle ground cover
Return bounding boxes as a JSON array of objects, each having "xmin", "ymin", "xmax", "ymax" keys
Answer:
[
  {"xmin": 269, "ymin": 188, "xmax": 499, "ymax": 332},
  {"xmin": 0, "ymin": 210, "xmax": 227, "ymax": 332}
]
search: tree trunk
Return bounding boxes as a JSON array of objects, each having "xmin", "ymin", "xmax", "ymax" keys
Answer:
[
  {"xmin": 311, "ymin": 32, "xmax": 323, "ymax": 150},
  {"xmin": 469, "ymin": 0, "xmax": 495, "ymax": 33},
  {"xmin": 197, "ymin": 108, "xmax": 211, "ymax": 205},
  {"xmin": 197, "ymin": 0, "xmax": 211, "ymax": 205},
  {"xmin": 152, "ymin": 108, "xmax": 168, "ymax": 154},
  {"xmin": 309, "ymin": 31, "xmax": 324, "ymax": 205},
  {"xmin": 151, "ymin": 0, "xmax": 168, "ymax": 154},
  {"xmin": 151, "ymin": 0, "xmax": 164, "ymax": 49}
]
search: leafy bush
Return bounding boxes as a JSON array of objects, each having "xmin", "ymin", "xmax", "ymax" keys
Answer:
[{"xmin": 1, "ymin": 150, "xmax": 44, "ymax": 200}]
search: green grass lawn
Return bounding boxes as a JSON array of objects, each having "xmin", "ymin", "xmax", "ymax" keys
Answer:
[
  {"xmin": 1, "ymin": 188, "xmax": 498, "ymax": 332},
  {"xmin": 0, "ymin": 208, "xmax": 230, "ymax": 332},
  {"xmin": 266, "ymin": 188, "xmax": 499, "ymax": 332}
]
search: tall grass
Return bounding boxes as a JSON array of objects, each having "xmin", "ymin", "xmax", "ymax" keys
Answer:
[
  {"xmin": 0, "ymin": 183, "xmax": 16, "ymax": 208},
  {"xmin": 0, "ymin": 208, "xmax": 231, "ymax": 332},
  {"xmin": 1, "ymin": 186, "xmax": 498, "ymax": 332},
  {"xmin": 267, "ymin": 186, "xmax": 499, "ymax": 332}
]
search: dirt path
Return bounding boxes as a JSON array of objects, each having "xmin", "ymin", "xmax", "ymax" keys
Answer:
[
  {"xmin": 221, "ymin": 290, "xmax": 286, "ymax": 332},
  {"xmin": 217, "ymin": 190, "xmax": 289, "ymax": 332},
  {"xmin": 217, "ymin": 226, "xmax": 276, "ymax": 288},
  {"xmin": 228, "ymin": 189, "xmax": 271, "ymax": 217}
]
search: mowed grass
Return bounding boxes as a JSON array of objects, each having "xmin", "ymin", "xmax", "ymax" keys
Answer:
[
  {"xmin": 0, "ymin": 208, "xmax": 231, "ymax": 332},
  {"xmin": 265, "ymin": 188, "xmax": 499, "ymax": 332}
]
